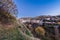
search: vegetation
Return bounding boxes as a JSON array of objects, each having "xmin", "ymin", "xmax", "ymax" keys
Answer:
[
  {"xmin": 0, "ymin": 0, "xmax": 40, "ymax": 40},
  {"xmin": 0, "ymin": 0, "xmax": 17, "ymax": 24},
  {"xmin": 35, "ymin": 26, "xmax": 45, "ymax": 36},
  {"xmin": 57, "ymin": 22, "xmax": 60, "ymax": 24},
  {"xmin": 0, "ymin": 26, "xmax": 19, "ymax": 40},
  {"xmin": 1, "ymin": 0, "xmax": 60, "ymax": 40}
]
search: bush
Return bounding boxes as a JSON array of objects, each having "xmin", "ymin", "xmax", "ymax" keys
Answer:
[
  {"xmin": 35, "ymin": 26, "xmax": 45, "ymax": 36},
  {"xmin": 0, "ymin": 27, "xmax": 19, "ymax": 40}
]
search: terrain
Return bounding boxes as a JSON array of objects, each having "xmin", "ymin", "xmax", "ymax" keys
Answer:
[{"xmin": 19, "ymin": 15, "xmax": 60, "ymax": 40}]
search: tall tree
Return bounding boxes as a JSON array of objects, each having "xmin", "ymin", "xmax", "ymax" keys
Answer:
[{"xmin": 0, "ymin": 0, "xmax": 18, "ymax": 24}]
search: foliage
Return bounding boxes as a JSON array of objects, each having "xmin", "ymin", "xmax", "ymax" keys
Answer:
[
  {"xmin": 57, "ymin": 22, "xmax": 60, "ymax": 24},
  {"xmin": 0, "ymin": 0, "xmax": 17, "ymax": 24},
  {"xmin": 35, "ymin": 26, "xmax": 45, "ymax": 36},
  {"xmin": 0, "ymin": 0, "xmax": 18, "ymax": 17},
  {"xmin": 0, "ymin": 25, "xmax": 35, "ymax": 40},
  {"xmin": 25, "ymin": 28, "xmax": 32, "ymax": 36},
  {"xmin": 18, "ymin": 24, "xmax": 33, "ymax": 37},
  {"xmin": 0, "ymin": 26, "xmax": 19, "ymax": 40},
  {"xmin": 0, "ymin": 0, "xmax": 40, "ymax": 40}
]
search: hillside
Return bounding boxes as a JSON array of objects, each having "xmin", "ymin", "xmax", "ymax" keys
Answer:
[
  {"xmin": 0, "ymin": 0, "xmax": 40, "ymax": 40},
  {"xmin": 18, "ymin": 15, "xmax": 60, "ymax": 40},
  {"xmin": 1, "ymin": 0, "xmax": 60, "ymax": 40},
  {"xmin": 0, "ymin": 13, "xmax": 40, "ymax": 40}
]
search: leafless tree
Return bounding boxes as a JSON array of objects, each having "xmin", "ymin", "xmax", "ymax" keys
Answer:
[
  {"xmin": 0, "ymin": 0, "xmax": 18, "ymax": 16},
  {"xmin": 0, "ymin": 0, "xmax": 18, "ymax": 24}
]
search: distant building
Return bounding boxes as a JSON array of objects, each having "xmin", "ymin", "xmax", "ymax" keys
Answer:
[{"xmin": 45, "ymin": 18, "xmax": 50, "ymax": 20}]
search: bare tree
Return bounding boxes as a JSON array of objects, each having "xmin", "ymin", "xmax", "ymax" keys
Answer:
[
  {"xmin": 0, "ymin": 0, "xmax": 18, "ymax": 16},
  {"xmin": 0, "ymin": 0, "xmax": 18, "ymax": 24}
]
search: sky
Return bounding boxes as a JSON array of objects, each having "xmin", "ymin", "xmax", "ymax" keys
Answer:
[{"xmin": 13, "ymin": 0, "xmax": 60, "ymax": 18}]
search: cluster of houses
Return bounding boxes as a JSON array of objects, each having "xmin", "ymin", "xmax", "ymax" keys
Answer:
[{"xmin": 19, "ymin": 16, "xmax": 60, "ymax": 25}]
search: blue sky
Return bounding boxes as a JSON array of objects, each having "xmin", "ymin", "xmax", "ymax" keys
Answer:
[{"xmin": 13, "ymin": 0, "xmax": 60, "ymax": 18}]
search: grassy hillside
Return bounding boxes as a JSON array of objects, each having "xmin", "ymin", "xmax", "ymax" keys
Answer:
[{"xmin": 0, "ymin": 21, "xmax": 40, "ymax": 40}]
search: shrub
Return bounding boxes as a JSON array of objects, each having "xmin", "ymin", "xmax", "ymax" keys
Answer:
[
  {"xmin": 35, "ymin": 26, "xmax": 45, "ymax": 36},
  {"xmin": 0, "ymin": 27, "xmax": 19, "ymax": 40}
]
